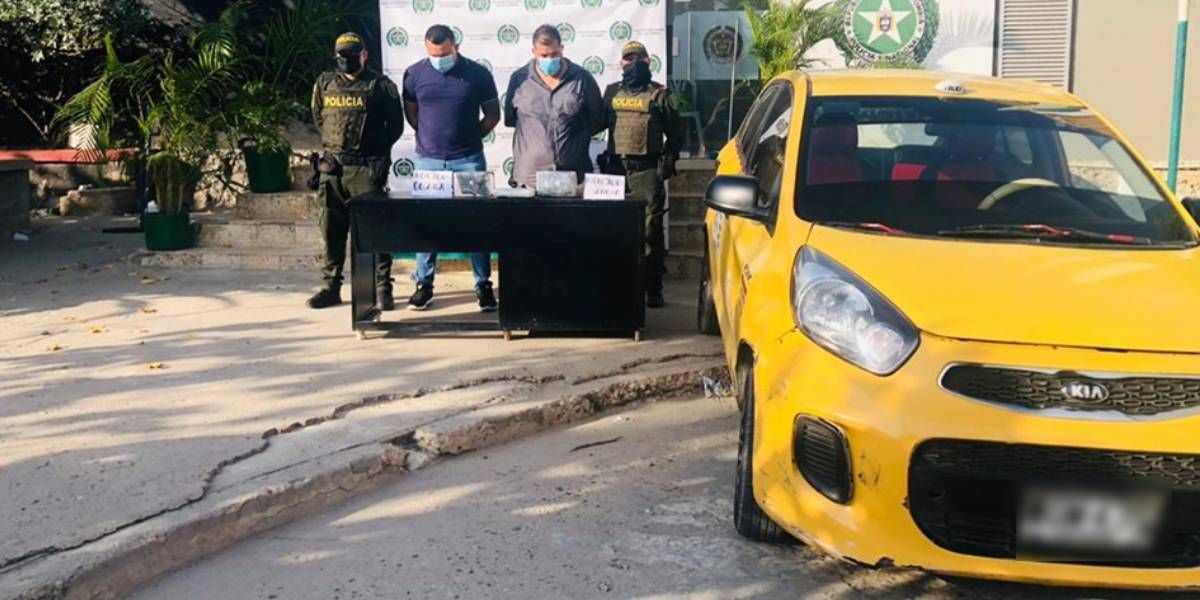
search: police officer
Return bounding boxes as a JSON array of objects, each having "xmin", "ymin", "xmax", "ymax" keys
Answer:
[
  {"xmin": 600, "ymin": 41, "xmax": 682, "ymax": 308},
  {"xmin": 306, "ymin": 32, "xmax": 406, "ymax": 310}
]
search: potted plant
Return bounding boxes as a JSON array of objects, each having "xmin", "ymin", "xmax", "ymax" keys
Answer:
[
  {"xmin": 57, "ymin": 24, "xmax": 239, "ymax": 250},
  {"xmin": 234, "ymin": 83, "xmax": 297, "ymax": 193},
  {"xmin": 226, "ymin": 1, "xmax": 367, "ymax": 194}
]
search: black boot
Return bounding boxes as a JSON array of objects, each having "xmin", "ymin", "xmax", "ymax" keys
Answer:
[
  {"xmin": 377, "ymin": 285, "xmax": 395, "ymax": 311},
  {"xmin": 306, "ymin": 285, "xmax": 342, "ymax": 309}
]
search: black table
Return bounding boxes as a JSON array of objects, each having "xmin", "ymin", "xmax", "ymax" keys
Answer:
[{"xmin": 349, "ymin": 193, "xmax": 646, "ymax": 340}]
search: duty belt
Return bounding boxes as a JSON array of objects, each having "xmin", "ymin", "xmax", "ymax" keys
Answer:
[
  {"xmin": 619, "ymin": 155, "xmax": 660, "ymax": 172},
  {"xmin": 336, "ymin": 153, "xmax": 386, "ymax": 166}
]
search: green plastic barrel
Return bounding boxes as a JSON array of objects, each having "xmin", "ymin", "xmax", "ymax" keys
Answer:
[{"xmin": 143, "ymin": 213, "xmax": 193, "ymax": 251}]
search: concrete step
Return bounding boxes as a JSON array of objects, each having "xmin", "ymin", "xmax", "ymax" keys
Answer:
[
  {"xmin": 138, "ymin": 246, "xmax": 325, "ymax": 270},
  {"xmin": 196, "ymin": 218, "xmax": 321, "ymax": 249},
  {"xmin": 668, "ymin": 219, "xmax": 705, "ymax": 253},
  {"xmin": 235, "ymin": 191, "xmax": 319, "ymax": 221},
  {"xmin": 664, "ymin": 250, "xmax": 702, "ymax": 281}
]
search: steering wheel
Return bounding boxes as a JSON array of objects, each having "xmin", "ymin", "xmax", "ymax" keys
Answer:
[{"xmin": 977, "ymin": 178, "xmax": 1072, "ymax": 211}]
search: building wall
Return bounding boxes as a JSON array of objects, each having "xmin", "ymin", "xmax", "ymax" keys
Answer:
[{"xmin": 1073, "ymin": 0, "xmax": 1200, "ymax": 164}]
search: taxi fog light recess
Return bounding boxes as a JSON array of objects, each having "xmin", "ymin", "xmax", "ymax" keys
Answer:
[{"xmin": 792, "ymin": 247, "xmax": 918, "ymax": 375}]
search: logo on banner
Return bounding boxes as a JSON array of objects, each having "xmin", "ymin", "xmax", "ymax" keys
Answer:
[
  {"xmin": 609, "ymin": 21, "xmax": 632, "ymax": 42},
  {"xmin": 412, "ymin": 0, "xmax": 435, "ymax": 13},
  {"xmin": 477, "ymin": 58, "xmax": 494, "ymax": 73},
  {"xmin": 524, "ymin": 0, "xmax": 547, "ymax": 11},
  {"xmin": 703, "ymin": 25, "xmax": 744, "ymax": 66},
  {"xmin": 451, "ymin": 26, "xmax": 464, "ymax": 45},
  {"xmin": 468, "ymin": 0, "xmax": 491, "ymax": 11},
  {"xmin": 650, "ymin": 54, "xmax": 662, "ymax": 74},
  {"xmin": 581, "ymin": 0, "xmax": 603, "ymax": 9},
  {"xmin": 581, "ymin": 56, "xmax": 605, "ymax": 75},
  {"xmin": 556, "ymin": 23, "xmax": 576, "ymax": 43},
  {"xmin": 497, "ymin": 24, "xmax": 521, "ymax": 45},
  {"xmin": 638, "ymin": 0, "xmax": 660, "ymax": 5},
  {"xmin": 503, "ymin": 157, "xmax": 515, "ymax": 178},
  {"xmin": 483, "ymin": 131, "xmax": 496, "ymax": 145},
  {"xmin": 392, "ymin": 158, "xmax": 415, "ymax": 178},
  {"xmin": 835, "ymin": 0, "xmax": 939, "ymax": 65},
  {"xmin": 386, "ymin": 27, "xmax": 409, "ymax": 48}
]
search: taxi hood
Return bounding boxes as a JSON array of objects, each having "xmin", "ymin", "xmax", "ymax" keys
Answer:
[{"xmin": 807, "ymin": 225, "xmax": 1200, "ymax": 354}]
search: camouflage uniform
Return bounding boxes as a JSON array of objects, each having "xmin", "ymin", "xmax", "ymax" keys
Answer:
[
  {"xmin": 601, "ymin": 79, "xmax": 683, "ymax": 302},
  {"xmin": 310, "ymin": 67, "xmax": 405, "ymax": 298}
]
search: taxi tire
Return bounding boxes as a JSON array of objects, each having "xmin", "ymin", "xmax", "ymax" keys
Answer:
[
  {"xmin": 733, "ymin": 368, "xmax": 792, "ymax": 543},
  {"xmin": 697, "ymin": 244, "xmax": 720, "ymax": 336}
]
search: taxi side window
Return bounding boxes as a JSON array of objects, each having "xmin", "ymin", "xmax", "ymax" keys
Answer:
[
  {"xmin": 746, "ymin": 86, "xmax": 793, "ymax": 210},
  {"xmin": 736, "ymin": 86, "xmax": 781, "ymax": 166}
]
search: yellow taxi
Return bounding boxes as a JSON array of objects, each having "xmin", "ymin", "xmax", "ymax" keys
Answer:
[{"xmin": 697, "ymin": 69, "xmax": 1200, "ymax": 589}]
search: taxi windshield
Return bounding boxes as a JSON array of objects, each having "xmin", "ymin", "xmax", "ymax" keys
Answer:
[{"xmin": 797, "ymin": 96, "xmax": 1195, "ymax": 247}]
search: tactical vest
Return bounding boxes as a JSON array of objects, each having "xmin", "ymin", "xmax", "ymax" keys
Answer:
[
  {"xmin": 610, "ymin": 87, "xmax": 666, "ymax": 157},
  {"xmin": 318, "ymin": 73, "xmax": 379, "ymax": 155}
]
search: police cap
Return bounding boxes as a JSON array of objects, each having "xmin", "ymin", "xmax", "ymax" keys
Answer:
[
  {"xmin": 335, "ymin": 32, "xmax": 365, "ymax": 53},
  {"xmin": 621, "ymin": 41, "xmax": 648, "ymax": 59}
]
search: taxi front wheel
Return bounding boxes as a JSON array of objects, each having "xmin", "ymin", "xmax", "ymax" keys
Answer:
[{"xmin": 734, "ymin": 367, "xmax": 793, "ymax": 543}]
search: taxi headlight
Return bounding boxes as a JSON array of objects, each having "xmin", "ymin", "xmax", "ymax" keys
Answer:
[{"xmin": 792, "ymin": 247, "xmax": 919, "ymax": 375}]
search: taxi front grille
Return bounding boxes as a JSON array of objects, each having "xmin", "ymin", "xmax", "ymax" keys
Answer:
[
  {"xmin": 940, "ymin": 365, "xmax": 1200, "ymax": 417},
  {"xmin": 908, "ymin": 440, "xmax": 1200, "ymax": 567}
]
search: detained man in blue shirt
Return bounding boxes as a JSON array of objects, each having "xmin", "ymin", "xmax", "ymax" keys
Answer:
[{"xmin": 402, "ymin": 25, "xmax": 501, "ymax": 312}]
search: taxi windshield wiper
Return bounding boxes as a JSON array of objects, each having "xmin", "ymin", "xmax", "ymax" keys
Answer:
[
  {"xmin": 820, "ymin": 221, "xmax": 909, "ymax": 236},
  {"xmin": 936, "ymin": 223, "xmax": 1152, "ymax": 245}
]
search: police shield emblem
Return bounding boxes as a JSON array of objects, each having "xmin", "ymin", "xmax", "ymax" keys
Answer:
[
  {"xmin": 392, "ymin": 158, "xmax": 415, "ymax": 178},
  {"xmin": 386, "ymin": 27, "xmax": 409, "ymax": 48},
  {"xmin": 609, "ymin": 21, "xmax": 632, "ymax": 42},
  {"xmin": 557, "ymin": 23, "xmax": 576, "ymax": 43},
  {"xmin": 497, "ymin": 24, "xmax": 521, "ymax": 45},
  {"xmin": 582, "ymin": 56, "xmax": 605, "ymax": 75}
]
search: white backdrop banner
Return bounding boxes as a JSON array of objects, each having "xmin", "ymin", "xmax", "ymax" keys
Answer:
[{"xmin": 379, "ymin": 0, "xmax": 668, "ymax": 190}]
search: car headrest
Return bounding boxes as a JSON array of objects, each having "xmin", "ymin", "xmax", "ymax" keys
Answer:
[{"xmin": 810, "ymin": 113, "xmax": 858, "ymax": 155}]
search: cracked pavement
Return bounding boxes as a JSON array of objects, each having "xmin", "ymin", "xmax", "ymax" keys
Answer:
[
  {"xmin": 135, "ymin": 396, "xmax": 1163, "ymax": 600},
  {"xmin": 0, "ymin": 216, "xmax": 720, "ymax": 582}
]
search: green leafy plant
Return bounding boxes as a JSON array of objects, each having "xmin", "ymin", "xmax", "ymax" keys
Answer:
[
  {"xmin": 54, "ymin": 0, "xmax": 370, "ymax": 211},
  {"xmin": 745, "ymin": 0, "xmax": 840, "ymax": 81}
]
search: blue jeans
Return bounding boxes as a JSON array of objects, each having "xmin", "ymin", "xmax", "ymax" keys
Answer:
[{"xmin": 412, "ymin": 152, "xmax": 492, "ymax": 287}]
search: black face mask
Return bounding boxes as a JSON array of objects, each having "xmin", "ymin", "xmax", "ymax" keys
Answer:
[
  {"xmin": 621, "ymin": 61, "xmax": 651, "ymax": 92},
  {"xmin": 336, "ymin": 54, "xmax": 362, "ymax": 75}
]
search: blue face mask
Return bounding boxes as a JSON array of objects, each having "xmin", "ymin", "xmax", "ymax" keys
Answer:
[
  {"xmin": 430, "ymin": 54, "xmax": 456, "ymax": 73},
  {"xmin": 537, "ymin": 56, "xmax": 562, "ymax": 76}
]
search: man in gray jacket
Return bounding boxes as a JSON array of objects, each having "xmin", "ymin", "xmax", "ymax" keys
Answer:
[{"xmin": 504, "ymin": 24, "xmax": 605, "ymax": 188}]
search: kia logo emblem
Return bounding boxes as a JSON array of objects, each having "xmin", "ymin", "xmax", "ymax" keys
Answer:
[{"xmin": 1060, "ymin": 381, "xmax": 1110, "ymax": 403}]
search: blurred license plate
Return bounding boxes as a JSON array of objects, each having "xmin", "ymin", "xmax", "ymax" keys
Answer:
[{"xmin": 1017, "ymin": 486, "xmax": 1166, "ymax": 557}]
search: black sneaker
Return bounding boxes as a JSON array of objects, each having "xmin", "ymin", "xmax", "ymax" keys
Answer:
[
  {"xmin": 646, "ymin": 290, "xmax": 665, "ymax": 308},
  {"xmin": 306, "ymin": 286, "xmax": 342, "ymax": 309},
  {"xmin": 476, "ymin": 282, "xmax": 497, "ymax": 312},
  {"xmin": 377, "ymin": 286, "xmax": 395, "ymax": 311},
  {"xmin": 408, "ymin": 285, "xmax": 434, "ymax": 311}
]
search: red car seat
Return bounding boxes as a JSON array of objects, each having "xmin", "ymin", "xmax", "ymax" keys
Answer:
[{"xmin": 807, "ymin": 113, "xmax": 863, "ymax": 185}]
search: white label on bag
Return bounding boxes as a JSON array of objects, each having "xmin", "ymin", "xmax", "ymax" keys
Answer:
[
  {"xmin": 583, "ymin": 174, "xmax": 625, "ymax": 201},
  {"xmin": 411, "ymin": 170, "xmax": 454, "ymax": 198}
]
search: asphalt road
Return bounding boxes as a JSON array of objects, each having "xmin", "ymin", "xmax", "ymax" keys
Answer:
[{"xmin": 135, "ymin": 396, "xmax": 1177, "ymax": 600}]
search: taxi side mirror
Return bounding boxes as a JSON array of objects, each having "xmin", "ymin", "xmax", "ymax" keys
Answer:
[
  {"xmin": 1183, "ymin": 197, "xmax": 1200, "ymax": 223},
  {"xmin": 705, "ymin": 175, "xmax": 771, "ymax": 224}
]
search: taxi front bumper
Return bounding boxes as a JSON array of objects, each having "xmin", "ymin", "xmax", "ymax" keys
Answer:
[{"xmin": 751, "ymin": 330, "xmax": 1200, "ymax": 590}]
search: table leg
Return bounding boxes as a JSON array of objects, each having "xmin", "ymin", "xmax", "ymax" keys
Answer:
[{"xmin": 350, "ymin": 249, "xmax": 379, "ymax": 330}]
